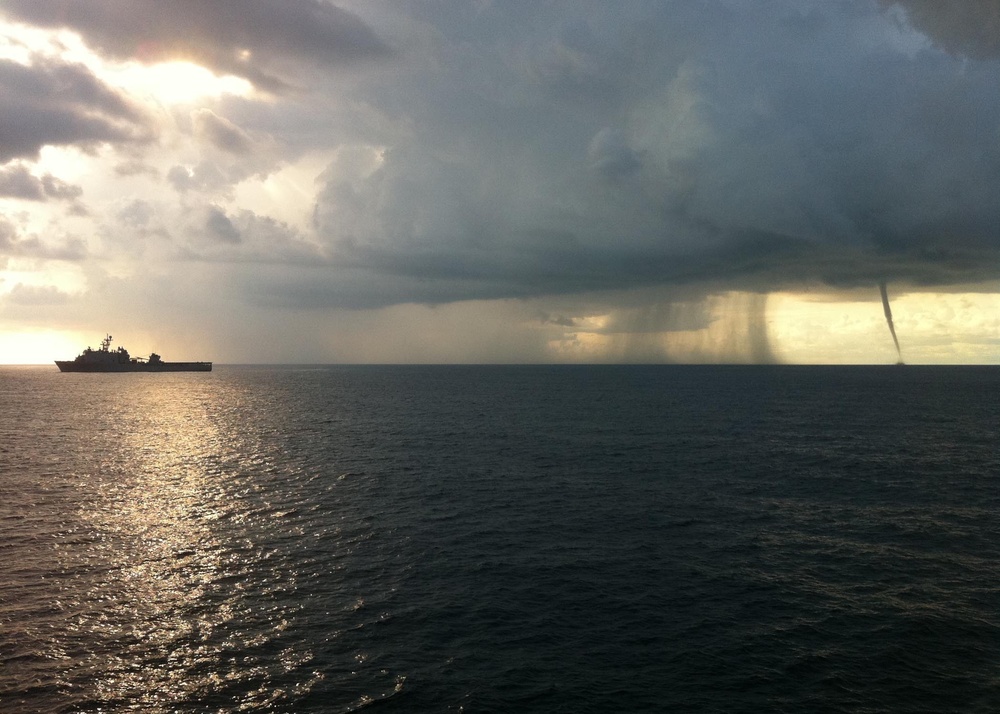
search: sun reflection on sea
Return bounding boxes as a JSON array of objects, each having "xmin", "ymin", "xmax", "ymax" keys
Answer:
[{"xmin": 68, "ymin": 375, "xmax": 318, "ymax": 711}]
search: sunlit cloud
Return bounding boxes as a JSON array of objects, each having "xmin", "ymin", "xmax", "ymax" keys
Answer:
[
  {"xmin": 104, "ymin": 61, "xmax": 254, "ymax": 105},
  {"xmin": 0, "ymin": 20, "xmax": 91, "ymax": 65},
  {"xmin": 1, "ymin": 20, "xmax": 253, "ymax": 106}
]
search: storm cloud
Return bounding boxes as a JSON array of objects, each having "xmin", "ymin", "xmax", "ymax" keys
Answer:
[
  {"xmin": 302, "ymin": 0, "xmax": 1000, "ymax": 307},
  {"xmin": 887, "ymin": 0, "xmax": 1000, "ymax": 59}
]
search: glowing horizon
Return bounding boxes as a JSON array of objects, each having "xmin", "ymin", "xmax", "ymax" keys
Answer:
[{"xmin": 3, "ymin": 286, "xmax": 998, "ymax": 365}]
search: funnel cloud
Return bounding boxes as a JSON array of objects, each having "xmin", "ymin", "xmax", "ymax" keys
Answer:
[{"xmin": 879, "ymin": 282, "xmax": 902, "ymax": 362}]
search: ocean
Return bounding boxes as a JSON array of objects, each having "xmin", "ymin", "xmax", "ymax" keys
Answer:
[{"xmin": 1, "ymin": 364, "xmax": 998, "ymax": 713}]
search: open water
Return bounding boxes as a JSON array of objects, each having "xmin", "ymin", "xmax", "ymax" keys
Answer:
[{"xmin": 1, "ymin": 364, "xmax": 998, "ymax": 713}]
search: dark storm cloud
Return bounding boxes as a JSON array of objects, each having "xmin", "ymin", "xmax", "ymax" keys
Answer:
[
  {"xmin": 2, "ymin": 0, "xmax": 391, "ymax": 92},
  {"xmin": 887, "ymin": 0, "xmax": 1000, "ymax": 59},
  {"xmin": 7, "ymin": 0, "xmax": 999, "ymax": 316},
  {"xmin": 0, "ymin": 57, "xmax": 155, "ymax": 162},
  {"xmin": 304, "ymin": 0, "xmax": 1000, "ymax": 308}
]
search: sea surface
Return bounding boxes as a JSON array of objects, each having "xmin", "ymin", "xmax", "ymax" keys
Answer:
[{"xmin": 1, "ymin": 364, "xmax": 998, "ymax": 713}]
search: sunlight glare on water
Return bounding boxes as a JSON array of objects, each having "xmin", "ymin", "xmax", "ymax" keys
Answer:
[{"xmin": 11, "ymin": 373, "xmax": 322, "ymax": 712}]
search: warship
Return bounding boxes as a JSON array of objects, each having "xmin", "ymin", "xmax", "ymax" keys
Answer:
[{"xmin": 56, "ymin": 335, "xmax": 212, "ymax": 372}]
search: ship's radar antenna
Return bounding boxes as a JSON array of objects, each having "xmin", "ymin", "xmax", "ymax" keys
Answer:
[{"xmin": 101, "ymin": 334, "xmax": 113, "ymax": 351}]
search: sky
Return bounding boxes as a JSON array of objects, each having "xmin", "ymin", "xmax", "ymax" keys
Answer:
[{"xmin": 1, "ymin": 0, "xmax": 999, "ymax": 364}]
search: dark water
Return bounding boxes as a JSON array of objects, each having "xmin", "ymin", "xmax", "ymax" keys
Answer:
[{"xmin": 1, "ymin": 365, "xmax": 998, "ymax": 713}]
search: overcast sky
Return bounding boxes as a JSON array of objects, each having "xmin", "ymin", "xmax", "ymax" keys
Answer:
[{"xmin": 1, "ymin": 0, "xmax": 999, "ymax": 364}]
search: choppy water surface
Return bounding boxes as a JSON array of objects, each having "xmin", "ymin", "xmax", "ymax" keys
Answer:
[{"xmin": 1, "ymin": 365, "xmax": 998, "ymax": 712}]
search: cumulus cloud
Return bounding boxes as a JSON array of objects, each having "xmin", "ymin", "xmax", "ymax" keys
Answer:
[
  {"xmin": 163, "ymin": 110, "xmax": 282, "ymax": 198},
  {"xmin": 167, "ymin": 159, "xmax": 261, "ymax": 198},
  {"xmin": 117, "ymin": 199, "xmax": 157, "ymax": 229},
  {"xmin": 1, "ymin": 0, "xmax": 391, "ymax": 92},
  {"xmin": 168, "ymin": 164, "xmax": 220, "ymax": 194},
  {"xmin": 0, "ymin": 162, "xmax": 82, "ymax": 201},
  {"xmin": 0, "ymin": 217, "xmax": 19, "ymax": 253},
  {"xmin": 0, "ymin": 217, "xmax": 87, "ymax": 261},
  {"xmin": 178, "ymin": 204, "xmax": 322, "ymax": 264}
]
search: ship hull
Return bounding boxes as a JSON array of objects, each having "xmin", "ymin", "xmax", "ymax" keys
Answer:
[{"xmin": 55, "ymin": 361, "xmax": 212, "ymax": 372}]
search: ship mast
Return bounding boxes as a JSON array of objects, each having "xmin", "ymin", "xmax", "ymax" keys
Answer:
[{"xmin": 101, "ymin": 334, "xmax": 113, "ymax": 351}]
